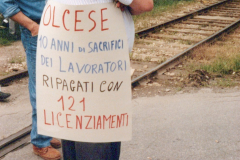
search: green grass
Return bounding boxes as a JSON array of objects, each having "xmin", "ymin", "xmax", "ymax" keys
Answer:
[
  {"xmin": 133, "ymin": 0, "xmax": 196, "ymax": 21},
  {"xmin": 8, "ymin": 56, "xmax": 26, "ymax": 64},
  {"xmin": 200, "ymin": 54, "xmax": 240, "ymax": 75},
  {"xmin": 0, "ymin": 37, "xmax": 12, "ymax": 46},
  {"xmin": 153, "ymin": 0, "xmax": 194, "ymax": 7},
  {"xmin": 214, "ymin": 78, "xmax": 236, "ymax": 87},
  {"xmin": 0, "ymin": 14, "xmax": 21, "ymax": 46},
  {"xmin": 152, "ymin": 0, "xmax": 195, "ymax": 14}
]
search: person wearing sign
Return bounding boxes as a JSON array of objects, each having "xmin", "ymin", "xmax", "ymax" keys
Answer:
[
  {"xmin": 51, "ymin": 0, "xmax": 153, "ymax": 159},
  {"xmin": 0, "ymin": 1, "xmax": 62, "ymax": 160}
]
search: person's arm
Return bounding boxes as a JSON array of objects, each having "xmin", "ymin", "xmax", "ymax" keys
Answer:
[
  {"xmin": 0, "ymin": 0, "xmax": 21, "ymax": 18},
  {"xmin": 118, "ymin": 0, "xmax": 154, "ymax": 15},
  {"xmin": 10, "ymin": 11, "xmax": 39, "ymax": 36},
  {"xmin": 0, "ymin": 0, "xmax": 39, "ymax": 36},
  {"xmin": 129, "ymin": 0, "xmax": 154, "ymax": 15}
]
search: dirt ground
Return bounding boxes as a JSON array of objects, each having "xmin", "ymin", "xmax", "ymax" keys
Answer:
[
  {"xmin": 132, "ymin": 62, "xmax": 240, "ymax": 99},
  {"xmin": 0, "ymin": 41, "xmax": 26, "ymax": 76}
]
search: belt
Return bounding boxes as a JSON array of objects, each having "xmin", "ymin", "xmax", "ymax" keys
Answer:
[{"xmin": 32, "ymin": 19, "xmax": 41, "ymax": 24}]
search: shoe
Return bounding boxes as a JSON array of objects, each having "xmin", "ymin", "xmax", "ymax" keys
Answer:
[
  {"xmin": 50, "ymin": 138, "xmax": 62, "ymax": 148},
  {"xmin": 33, "ymin": 145, "xmax": 61, "ymax": 160},
  {"xmin": 0, "ymin": 91, "xmax": 11, "ymax": 100}
]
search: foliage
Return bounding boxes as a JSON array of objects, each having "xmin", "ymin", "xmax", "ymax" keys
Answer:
[
  {"xmin": 153, "ymin": 0, "xmax": 194, "ymax": 7},
  {"xmin": 200, "ymin": 54, "xmax": 240, "ymax": 74},
  {"xmin": 0, "ymin": 14, "xmax": 21, "ymax": 46},
  {"xmin": 133, "ymin": 0, "xmax": 196, "ymax": 24}
]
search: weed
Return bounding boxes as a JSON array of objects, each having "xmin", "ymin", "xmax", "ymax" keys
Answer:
[
  {"xmin": 131, "ymin": 55, "xmax": 143, "ymax": 61},
  {"xmin": 200, "ymin": 24, "xmax": 208, "ymax": 27},
  {"xmin": 0, "ymin": 37, "xmax": 12, "ymax": 46},
  {"xmin": 129, "ymin": 52, "xmax": 133, "ymax": 59},
  {"xmin": 157, "ymin": 57, "xmax": 167, "ymax": 64},
  {"xmin": 180, "ymin": 40, "xmax": 193, "ymax": 45},
  {"xmin": 135, "ymin": 33, "xmax": 140, "ymax": 39},
  {"xmin": 144, "ymin": 56, "xmax": 152, "ymax": 62},
  {"xmin": 214, "ymin": 78, "xmax": 236, "ymax": 87},
  {"xmin": 8, "ymin": 56, "xmax": 26, "ymax": 64},
  {"xmin": 177, "ymin": 87, "xmax": 183, "ymax": 91},
  {"xmin": 200, "ymin": 54, "xmax": 240, "ymax": 74},
  {"xmin": 0, "ymin": 14, "xmax": 21, "ymax": 46}
]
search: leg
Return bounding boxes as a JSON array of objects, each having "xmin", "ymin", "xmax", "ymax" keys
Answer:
[
  {"xmin": 20, "ymin": 26, "xmax": 52, "ymax": 148},
  {"xmin": 75, "ymin": 142, "xmax": 121, "ymax": 160},
  {"xmin": 111, "ymin": 142, "xmax": 121, "ymax": 160},
  {"xmin": 61, "ymin": 140, "xmax": 76, "ymax": 160},
  {"xmin": 20, "ymin": 26, "xmax": 61, "ymax": 160}
]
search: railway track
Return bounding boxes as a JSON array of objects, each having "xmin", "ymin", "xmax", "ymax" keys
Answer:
[
  {"xmin": 131, "ymin": 0, "xmax": 240, "ymax": 86},
  {"xmin": 1, "ymin": 0, "xmax": 240, "ymax": 158}
]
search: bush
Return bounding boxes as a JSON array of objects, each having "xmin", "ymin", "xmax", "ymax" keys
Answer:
[{"xmin": 0, "ymin": 14, "xmax": 21, "ymax": 46}]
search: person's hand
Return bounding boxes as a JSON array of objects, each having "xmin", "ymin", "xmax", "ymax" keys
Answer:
[
  {"xmin": 114, "ymin": 0, "xmax": 126, "ymax": 11},
  {"xmin": 29, "ymin": 22, "xmax": 39, "ymax": 37},
  {"xmin": 10, "ymin": 11, "xmax": 40, "ymax": 36}
]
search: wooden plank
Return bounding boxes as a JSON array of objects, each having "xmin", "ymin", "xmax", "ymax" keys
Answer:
[
  {"xmin": 148, "ymin": 34, "xmax": 201, "ymax": 43},
  {"xmin": 192, "ymin": 18, "xmax": 235, "ymax": 22},
  {"xmin": 206, "ymin": 13, "xmax": 240, "ymax": 18},
  {"xmin": 0, "ymin": 69, "xmax": 28, "ymax": 85},
  {"xmin": 181, "ymin": 21, "xmax": 227, "ymax": 27},
  {"xmin": 210, "ymin": 11, "xmax": 240, "ymax": 15},
  {"xmin": 189, "ymin": 19, "xmax": 232, "ymax": 24},
  {"xmin": 171, "ymin": 25, "xmax": 221, "ymax": 31},
  {"xmin": 210, "ymin": 10, "xmax": 240, "ymax": 14},
  {"xmin": 225, "ymin": 5, "xmax": 240, "ymax": 7},
  {"xmin": 218, "ymin": 7, "xmax": 240, "ymax": 10},
  {"xmin": 207, "ymin": 12, "xmax": 240, "ymax": 15},
  {"xmin": 136, "ymin": 39, "xmax": 191, "ymax": 48},
  {"xmin": 133, "ymin": 44, "xmax": 187, "ymax": 52},
  {"xmin": 164, "ymin": 28, "xmax": 213, "ymax": 36},
  {"xmin": 211, "ymin": 8, "xmax": 240, "ymax": 12},
  {"xmin": 194, "ymin": 15, "xmax": 238, "ymax": 21}
]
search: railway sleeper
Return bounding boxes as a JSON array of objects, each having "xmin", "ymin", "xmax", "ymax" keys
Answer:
[
  {"xmin": 164, "ymin": 28, "xmax": 214, "ymax": 36},
  {"xmin": 210, "ymin": 14, "xmax": 240, "ymax": 17},
  {"xmin": 192, "ymin": 17, "xmax": 235, "ymax": 22},
  {"xmin": 148, "ymin": 34, "xmax": 201, "ymax": 43},
  {"xmin": 188, "ymin": 19, "xmax": 232, "ymax": 24},
  {"xmin": 181, "ymin": 21, "xmax": 227, "ymax": 27},
  {"xmin": 207, "ymin": 11, "xmax": 240, "ymax": 15},
  {"xmin": 194, "ymin": 15, "xmax": 238, "ymax": 21},
  {"xmin": 172, "ymin": 25, "xmax": 222, "ymax": 32},
  {"xmin": 138, "ymin": 38, "xmax": 192, "ymax": 48},
  {"xmin": 206, "ymin": 13, "xmax": 240, "ymax": 18},
  {"xmin": 218, "ymin": 7, "xmax": 240, "ymax": 10},
  {"xmin": 210, "ymin": 9, "xmax": 240, "ymax": 14},
  {"xmin": 133, "ymin": 44, "xmax": 187, "ymax": 53}
]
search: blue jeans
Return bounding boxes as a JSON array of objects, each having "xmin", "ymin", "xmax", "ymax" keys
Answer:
[{"xmin": 20, "ymin": 26, "xmax": 52, "ymax": 148}]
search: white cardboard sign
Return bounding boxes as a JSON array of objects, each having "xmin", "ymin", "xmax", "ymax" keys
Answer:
[{"xmin": 36, "ymin": 1, "xmax": 132, "ymax": 142}]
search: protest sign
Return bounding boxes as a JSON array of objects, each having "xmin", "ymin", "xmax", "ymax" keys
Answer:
[{"xmin": 36, "ymin": 1, "xmax": 132, "ymax": 142}]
